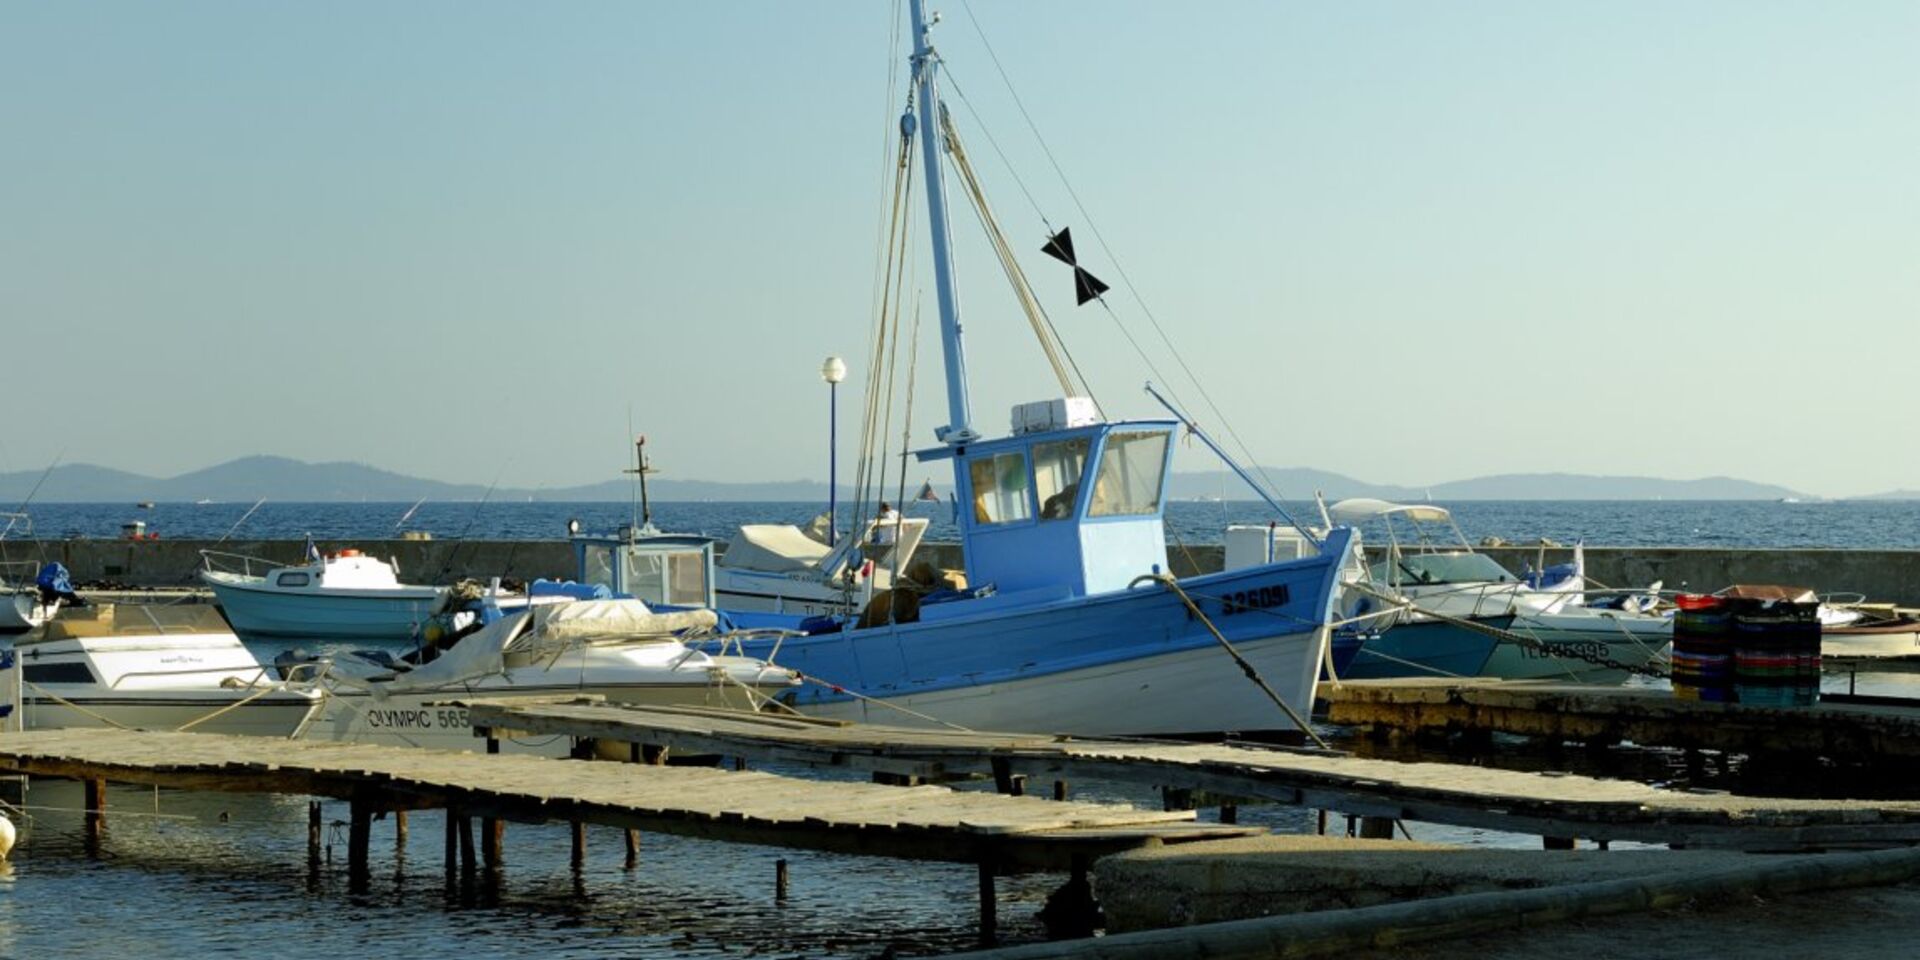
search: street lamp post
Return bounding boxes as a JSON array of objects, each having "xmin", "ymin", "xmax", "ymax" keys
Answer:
[{"xmin": 821, "ymin": 356, "xmax": 848, "ymax": 546}]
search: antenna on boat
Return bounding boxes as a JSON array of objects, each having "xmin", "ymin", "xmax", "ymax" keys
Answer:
[{"xmin": 624, "ymin": 435, "xmax": 657, "ymax": 538}]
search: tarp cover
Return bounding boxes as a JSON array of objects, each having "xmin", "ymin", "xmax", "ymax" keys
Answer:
[
  {"xmin": 721, "ymin": 524, "xmax": 833, "ymax": 573},
  {"xmin": 386, "ymin": 611, "xmax": 529, "ymax": 691},
  {"xmin": 528, "ymin": 598, "xmax": 717, "ymax": 641}
]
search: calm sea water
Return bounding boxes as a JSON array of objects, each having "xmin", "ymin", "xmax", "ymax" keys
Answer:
[
  {"xmin": 13, "ymin": 498, "xmax": 1920, "ymax": 548},
  {"xmin": 3, "ymin": 498, "xmax": 1918, "ymax": 957}
]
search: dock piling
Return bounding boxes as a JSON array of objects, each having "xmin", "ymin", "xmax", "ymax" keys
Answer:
[
  {"xmin": 624, "ymin": 828, "xmax": 640, "ymax": 869},
  {"xmin": 83, "ymin": 777, "xmax": 106, "ymax": 852},
  {"xmin": 394, "ymin": 809, "xmax": 408, "ymax": 849},
  {"xmin": 482, "ymin": 818, "xmax": 504, "ymax": 870},
  {"xmin": 570, "ymin": 820, "xmax": 586, "ymax": 869},
  {"xmin": 457, "ymin": 814, "xmax": 476, "ymax": 874},
  {"xmin": 775, "ymin": 857, "xmax": 790, "ymax": 900},
  {"xmin": 348, "ymin": 798, "xmax": 372, "ymax": 891},
  {"xmin": 1052, "ymin": 780, "xmax": 1068, "ymax": 802},
  {"xmin": 308, "ymin": 801, "xmax": 322, "ymax": 877},
  {"xmin": 977, "ymin": 856, "xmax": 998, "ymax": 947},
  {"xmin": 444, "ymin": 809, "xmax": 458, "ymax": 880}
]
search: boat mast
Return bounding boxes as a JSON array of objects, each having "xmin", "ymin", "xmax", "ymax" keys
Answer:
[{"xmin": 908, "ymin": 0, "xmax": 978, "ymax": 446}]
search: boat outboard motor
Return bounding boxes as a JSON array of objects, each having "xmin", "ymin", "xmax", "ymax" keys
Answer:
[{"xmin": 36, "ymin": 562, "xmax": 86, "ymax": 607}]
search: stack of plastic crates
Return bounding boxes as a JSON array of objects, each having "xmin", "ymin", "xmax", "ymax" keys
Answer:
[
  {"xmin": 1726, "ymin": 590, "xmax": 1821, "ymax": 707},
  {"xmin": 1672, "ymin": 594, "xmax": 1734, "ymax": 701}
]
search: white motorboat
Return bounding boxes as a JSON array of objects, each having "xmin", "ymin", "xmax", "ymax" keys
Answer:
[
  {"xmin": 1, "ymin": 604, "xmax": 325, "ymax": 737},
  {"xmin": 1229, "ymin": 500, "xmax": 1672, "ymax": 683},
  {"xmin": 199, "ymin": 546, "xmax": 450, "ymax": 642},
  {"xmin": 1, "ymin": 598, "xmax": 799, "ymax": 753},
  {"xmin": 290, "ymin": 598, "xmax": 798, "ymax": 751}
]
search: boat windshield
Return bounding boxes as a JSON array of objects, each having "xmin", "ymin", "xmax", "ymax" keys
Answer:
[
  {"xmin": 1372, "ymin": 552, "xmax": 1516, "ymax": 586},
  {"xmin": 1087, "ymin": 430, "xmax": 1169, "ymax": 517},
  {"xmin": 1033, "ymin": 437, "xmax": 1090, "ymax": 521}
]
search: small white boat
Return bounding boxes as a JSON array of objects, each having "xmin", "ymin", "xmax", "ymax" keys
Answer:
[
  {"xmin": 289, "ymin": 598, "xmax": 799, "ymax": 751},
  {"xmin": 1, "ymin": 604, "xmax": 325, "ymax": 737},
  {"xmin": 199, "ymin": 547, "xmax": 449, "ymax": 642},
  {"xmin": 2, "ymin": 600, "xmax": 800, "ymax": 754}
]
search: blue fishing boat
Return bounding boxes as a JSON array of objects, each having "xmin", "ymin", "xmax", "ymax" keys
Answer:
[{"xmin": 704, "ymin": 1, "xmax": 1356, "ymax": 736}]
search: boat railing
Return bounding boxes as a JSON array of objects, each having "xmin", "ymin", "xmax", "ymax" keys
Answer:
[
  {"xmin": 1390, "ymin": 578, "xmax": 1679, "ymax": 623},
  {"xmin": 199, "ymin": 548, "xmax": 286, "ymax": 580},
  {"xmin": 692, "ymin": 627, "xmax": 804, "ymax": 664},
  {"xmin": 0, "ymin": 559, "xmax": 40, "ymax": 588}
]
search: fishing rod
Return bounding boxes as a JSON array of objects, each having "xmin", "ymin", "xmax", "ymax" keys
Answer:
[
  {"xmin": 8, "ymin": 453, "xmax": 63, "ymax": 516},
  {"xmin": 434, "ymin": 465, "xmax": 506, "ymax": 584},
  {"xmin": 214, "ymin": 498, "xmax": 268, "ymax": 545},
  {"xmin": 392, "ymin": 498, "xmax": 427, "ymax": 533}
]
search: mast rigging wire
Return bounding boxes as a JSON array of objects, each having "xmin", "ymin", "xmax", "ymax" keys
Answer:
[{"xmin": 955, "ymin": 0, "xmax": 1304, "ymax": 511}]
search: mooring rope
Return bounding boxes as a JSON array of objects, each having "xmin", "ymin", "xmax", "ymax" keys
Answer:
[{"xmin": 1130, "ymin": 574, "xmax": 1329, "ymax": 749}]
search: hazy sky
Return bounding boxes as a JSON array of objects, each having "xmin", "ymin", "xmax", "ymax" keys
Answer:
[{"xmin": 3, "ymin": 2, "xmax": 1914, "ymax": 497}]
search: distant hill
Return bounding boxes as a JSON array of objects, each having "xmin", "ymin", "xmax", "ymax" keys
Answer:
[
  {"xmin": 0, "ymin": 457, "xmax": 865, "ymax": 504},
  {"xmin": 1167, "ymin": 468, "xmax": 1811, "ymax": 502},
  {"xmin": 1428, "ymin": 473, "xmax": 1809, "ymax": 501},
  {"xmin": 0, "ymin": 456, "xmax": 1818, "ymax": 504}
]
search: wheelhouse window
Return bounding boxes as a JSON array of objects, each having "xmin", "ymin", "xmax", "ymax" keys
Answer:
[
  {"xmin": 623, "ymin": 550, "xmax": 668, "ymax": 605},
  {"xmin": 667, "ymin": 550, "xmax": 710, "ymax": 606},
  {"xmin": 968, "ymin": 451, "xmax": 1032, "ymax": 525},
  {"xmin": 1032, "ymin": 437, "xmax": 1090, "ymax": 521},
  {"xmin": 1088, "ymin": 430, "xmax": 1170, "ymax": 517},
  {"xmin": 275, "ymin": 572, "xmax": 311, "ymax": 587}
]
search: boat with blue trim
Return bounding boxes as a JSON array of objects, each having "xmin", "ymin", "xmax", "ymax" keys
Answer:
[{"xmin": 692, "ymin": 1, "xmax": 1357, "ymax": 736}]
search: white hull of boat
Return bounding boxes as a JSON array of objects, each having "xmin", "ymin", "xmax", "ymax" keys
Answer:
[
  {"xmin": 9, "ymin": 689, "xmax": 323, "ymax": 738},
  {"xmin": 1479, "ymin": 613, "xmax": 1672, "ymax": 683},
  {"xmin": 0, "ymin": 594, "xmax": 53, "ymax": 633},
  {"xmin": 1823, "ymin": 628, "xmax": 1920, "ymax": 660},
  {"xmin": 797, "ymin": 626, "xmax": 1329, "ymax": 737},
  {"xmin": 305, "ymin": 679, "xmax": 786, "ymax": 754}
]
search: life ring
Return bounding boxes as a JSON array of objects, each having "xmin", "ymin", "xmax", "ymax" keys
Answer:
[{"xmin": 338, "ymin": 549, "xmax": 362, "ymax": 558}]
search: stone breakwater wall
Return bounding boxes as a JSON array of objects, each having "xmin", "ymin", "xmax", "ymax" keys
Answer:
[{"xmin": 20, "ymin": 539, "xmax": 1920, "ymax": 607}]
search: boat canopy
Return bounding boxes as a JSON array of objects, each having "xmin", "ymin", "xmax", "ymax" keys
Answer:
[{"xmin": 1327, "ymin": 498, "xmax": 1453, "ymax": 525}]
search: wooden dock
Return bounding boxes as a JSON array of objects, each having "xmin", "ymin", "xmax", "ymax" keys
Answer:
[
  {"xmin": 0, "ymin": 726, "xmax": 1258, "ymax": 944},
  {"xmin": 466, "ymin": 699, "xmax": 1920, "ymax": 850},
  {"xmin": 1319, "ymin": 678, "xmax": 1920, "ymax": 762}
]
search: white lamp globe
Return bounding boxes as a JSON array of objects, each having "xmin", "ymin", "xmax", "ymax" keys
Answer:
[{"xmin": 821, "ymin": 356, "xmax": 848, "ymax": 384}]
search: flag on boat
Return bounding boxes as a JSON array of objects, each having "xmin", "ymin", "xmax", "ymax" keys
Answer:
[
  {"xmin": 303, "ymin": 535, "xmax": 321, "ymax": 563},
  {"xmin": 915, "ymin": 479, "xmax": 940, "ymax": 503}
]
